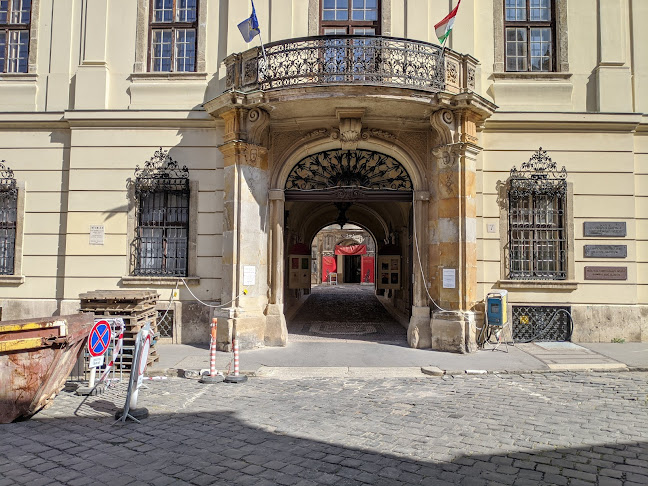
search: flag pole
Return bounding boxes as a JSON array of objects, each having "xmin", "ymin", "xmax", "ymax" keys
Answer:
[{"xmin": 250, "ymin": 0, "xmax": 268, "ymax": 75}]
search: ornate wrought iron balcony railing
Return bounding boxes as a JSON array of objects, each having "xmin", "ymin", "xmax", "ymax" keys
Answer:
[{"xmin": 224, "ymin": 35, "xmax": 477, "ymax": 95}]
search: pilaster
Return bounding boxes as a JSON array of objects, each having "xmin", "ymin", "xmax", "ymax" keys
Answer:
[
  {"xmin": 75, "ymin": 0, "xmax": 110, "ymax": 110},
  {"xmin": 430, "ymin": 142, "xmax": 479, "ymax": 353},
  {"xmin": 216, "ymin": 107, "xmax": 272, "ymax": 350},
  {"xmin": 596, "ymin": 0, "xmax": 633, "ymax": 112}
]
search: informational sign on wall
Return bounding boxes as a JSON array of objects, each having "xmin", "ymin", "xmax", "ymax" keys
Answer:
[
  {"xmin": 442, "ymin": 268, "xmax": 456, "ymax": 289},
  {"xmin": 243, "ymin": 265, "xmax": 256, "ymax": 286},
  {"xmin": 89, "ymin": 225, "xmax": 105, "ymax": 245}
]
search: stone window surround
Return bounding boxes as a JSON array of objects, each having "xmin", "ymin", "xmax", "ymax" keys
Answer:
[
  {"xmin": 0, "ymin": 0, "xmax": 39, "ymax": 76},
  {"xmin": 308, "ymin": 0, "xmax": 392, "ymax": 37},
  {"xmin": 497, "ymin": 181, "xmax": 577, "ymax": 290},
  {"xmin": 493, "ymin": 0, "xmax": 569, "ymax": 75},
  {"xmin": 122, "ymin": 180, "xmax": 200, "ymax": 286},
  {"xmin": 0, "ymin": 181, "xmax": 25, "ymax": 285},
  {"xmin": 133, "ymin": 0, "xmax": 207, "ymax": 76}
]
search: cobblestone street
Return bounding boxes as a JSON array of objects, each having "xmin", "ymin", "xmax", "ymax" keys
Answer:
[{"xmin": 2, "ymin": 372, "xmax": 648, "ymax": 485}]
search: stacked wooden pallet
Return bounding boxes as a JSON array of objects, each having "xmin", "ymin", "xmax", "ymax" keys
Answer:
[{"xmin": 79, "ymin": 290, "xmax": 160, "ymax": 371}]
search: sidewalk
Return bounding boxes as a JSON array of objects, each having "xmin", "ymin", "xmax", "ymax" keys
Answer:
[{"xmin": 148, "ymin": 340, "xmax": 648, "ymax": 378}]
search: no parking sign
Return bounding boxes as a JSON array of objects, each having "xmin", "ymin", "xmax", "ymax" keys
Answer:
[{"xmin": 88, "ymin": 320, "xmax": 112, "ymax": 368}]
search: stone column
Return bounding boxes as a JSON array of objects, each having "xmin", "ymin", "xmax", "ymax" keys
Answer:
[
  {"xmin": 265, "ymin": 190, "xmax": 288, "ymax": 346},
  {"xmin": 216, "ymin": 108, "xmax": 271, "ymax": 350},
  {"xmin": 407, "ymin": 191, "xmax": 432, "ymax": 349},
  {"xmin": 75, "ymin": 0, "xmax": 110, "ymax": 109},
  {"xmin": 430, "ymin": 141, "xmax": 479, "ymax": 353}
]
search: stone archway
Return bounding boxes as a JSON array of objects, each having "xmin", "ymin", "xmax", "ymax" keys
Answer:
[{"xmin": 266, "ymin": 142, "xmax": 433, "ymax": 350}]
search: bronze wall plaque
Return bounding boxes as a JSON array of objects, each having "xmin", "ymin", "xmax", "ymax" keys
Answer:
[
  {"xmin": 583, "ymin": 245, "xmax": 627, "ymax": 258},
  {"xmin": 584, "ymin": 266, "xmax": 627, "ymax": 280},
  {"xmin": 583, "ymin": 222, "xmax": 626, "ymax": 237}
]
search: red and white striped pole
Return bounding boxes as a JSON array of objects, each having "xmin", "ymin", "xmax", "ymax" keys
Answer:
[
  {"xmin": 200, "ymin": 317, "xmax": 224, "ymax": 384},
  {"xmin": 209, "ymin": 318, "xmax": 218, "ymax": 376},
  {"xmin": 225, "ymin": 333, "xmax": 248, "ymax": 383}
]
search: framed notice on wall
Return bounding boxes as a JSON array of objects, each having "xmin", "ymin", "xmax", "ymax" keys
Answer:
[{"xmin": 377, "ymin": 256, "xmax": 400, "ymax": 290}]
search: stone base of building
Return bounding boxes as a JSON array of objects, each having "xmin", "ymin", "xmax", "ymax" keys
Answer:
[
  {"xmin": 407, "ymin": 306, "xmax": 432, "ymax": 348},
  {"xmin": 430, "ymin": 311, "xmax": 478, "ymax": 354},
  {"xmin": 570, "ymin": 305, "xmax": 648, "ymax": 343},
  {"xmin": 264, "ymin": 304, "xmax": 288, "ymax": 347}
]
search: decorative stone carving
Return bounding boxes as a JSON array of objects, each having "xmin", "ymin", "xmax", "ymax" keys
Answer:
[
  {"xmin": 243, "ymin": 58, "xmax": 258, "ymax": 85},
  {"xmin": 246, "ymin": 108, "xmax": 270, "ymax": 146},
  {"xmin": 361, "ymin": 128, "xmax": 396, "ymax": 141},
  {"xmin": 226, "ymin": 63, "xmax": 236, "ymax": 89},
  {"xmin": 446, "ymin": 60, "xmax": 459, "ymax": 86},
  {"xmin": 333, "ymin": 108, "xmax": 365, "ymax": 151},
  {"xmin": 331, "ymin": 117, "xmax": 363, "ymax": 151},
  {"xmin": 467, "ymin": 67, "xmax": 476, "ymax": 90},
  {"xmin": 304, "ymin": 128, "xmax": 328, "ymax": 139},
  {"xmin": 430, "ymin": 110, "xmax": 455, "ymax": 146},
  {"xmin": 432, "ymin": 144, "xmax": 466, "ymax": 170}
]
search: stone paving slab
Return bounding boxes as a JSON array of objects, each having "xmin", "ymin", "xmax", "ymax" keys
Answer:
[
  {"xmin": 580, "ymin": 343, "xmax": 648, "ymax": 368},
  {"xmin": 516, "ymin": 343, "xmax": 627, "ymax": 371},
  {"xmin": 2, "ymin": 372, "xmax": 648, "ymax": 486}
]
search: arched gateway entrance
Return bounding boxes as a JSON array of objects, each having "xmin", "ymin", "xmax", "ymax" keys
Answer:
[
  {"xmin": 205, "ymin": 38, "xmax": 496, "ymax": 353},
  {"xmin": 281, "ymin": 149, "xmax": 415, "ymax": 341}
]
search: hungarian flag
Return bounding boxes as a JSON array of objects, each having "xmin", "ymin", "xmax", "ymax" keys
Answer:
[{"xmin": 435, "ymin": 0, "xmax": 462, "ymax": 45}]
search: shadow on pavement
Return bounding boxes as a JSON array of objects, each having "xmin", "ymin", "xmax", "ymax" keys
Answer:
[{"xmin": 2, "ymin": 383, "xmax": 647, "ymax": 485}]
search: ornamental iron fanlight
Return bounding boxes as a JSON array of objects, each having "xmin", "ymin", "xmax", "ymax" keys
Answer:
[
  {"xmin": 258, "ymin": 35, "xmax": 446, "ymax": 93},
  {"xmin": 285, "ymin": 149, "xmax": 413, "ymax": 194},
  {"xmin": 0, "ymin": 160, "xmax": 17, "ymax": 199},
  {"xmin": 509, "ymin": 147, "xmax": 567, "ymax": 200},
  {"xmin": 134, "ymin": 148, "xmax": 189, "ymax": 194}
]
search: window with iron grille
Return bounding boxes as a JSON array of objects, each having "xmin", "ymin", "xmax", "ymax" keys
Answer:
[
  {"xmin": 132, "ymin": 149, "xmax": 190, "ymax": 277},
  {"xmin": 0, "ymin": 161, "xmax": 17, "ymax": 275},
  {"xmin": 0, "ymin": 0, "xmax": 31, "ymax": 73},
  {"xmin": 508, "ymin": 148, "xmax": 567, "ymax": 280},
  {"xmin": 504, "ymin": 0, "xmax": 555, "ymax": 72},
  {"xmin": 149, "ymin": 0, "xmax": 198, "ymax": 72}
]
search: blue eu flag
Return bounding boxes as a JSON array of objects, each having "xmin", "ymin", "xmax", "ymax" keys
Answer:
[{"xmin": 238, "ymin": 1, "xmax": 260, "ymax": 43}]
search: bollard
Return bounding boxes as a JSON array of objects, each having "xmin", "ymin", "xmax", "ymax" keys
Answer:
[
  {"xmin": 224, "ymin": 336, "xmax": 247, "ymax": 383},
  {"xmin": 200, "ymin": 318, "xmax": 224, "ymax": 384}
]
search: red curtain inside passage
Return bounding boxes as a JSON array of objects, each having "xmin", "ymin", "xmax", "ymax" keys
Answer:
[
  {"xmin": 361, "ymin": 256, "xmax": 374, "ymax": 283},
  {"xmin": 322, "ymin": 256, "xmax": 337, "ymax": 282},
  {"xmin": 334, "ymin": 244, "xmax": 367, "ymax": 256}
]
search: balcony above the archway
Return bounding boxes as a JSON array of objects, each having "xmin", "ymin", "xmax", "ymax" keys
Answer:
[
  {"xmin": 205, "ymin": 36, "xmax": 497, "ymax": 145},
  {"xmin": 227, "ymin": 35, "xmax": 475, "ymax": 93}
]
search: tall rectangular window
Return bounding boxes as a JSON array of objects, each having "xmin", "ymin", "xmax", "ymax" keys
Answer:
[
  {"xmin": 504, "ymin": 0, "xmax": 554, "ymax": 72},
  {"xmin": 0, "ymin": 0, "xmax": 31, "ymax": 73},
  {"xmin": 321, "ymin": 0, "xmax": 380, "ymax": 35},
  {"xmin": 149, "ymin": 0, "xmax": 197, "ymax": 72}
]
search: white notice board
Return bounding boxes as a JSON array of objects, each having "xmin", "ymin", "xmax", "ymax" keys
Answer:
[{"xmin": 442, "ymin": 268, "xmax": 456, "ymax": 289}]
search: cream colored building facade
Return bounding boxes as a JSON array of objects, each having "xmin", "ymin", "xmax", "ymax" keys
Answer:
[{"xmin": 0, "ymin": 0, "xmax": 646, "ymax": 351}]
